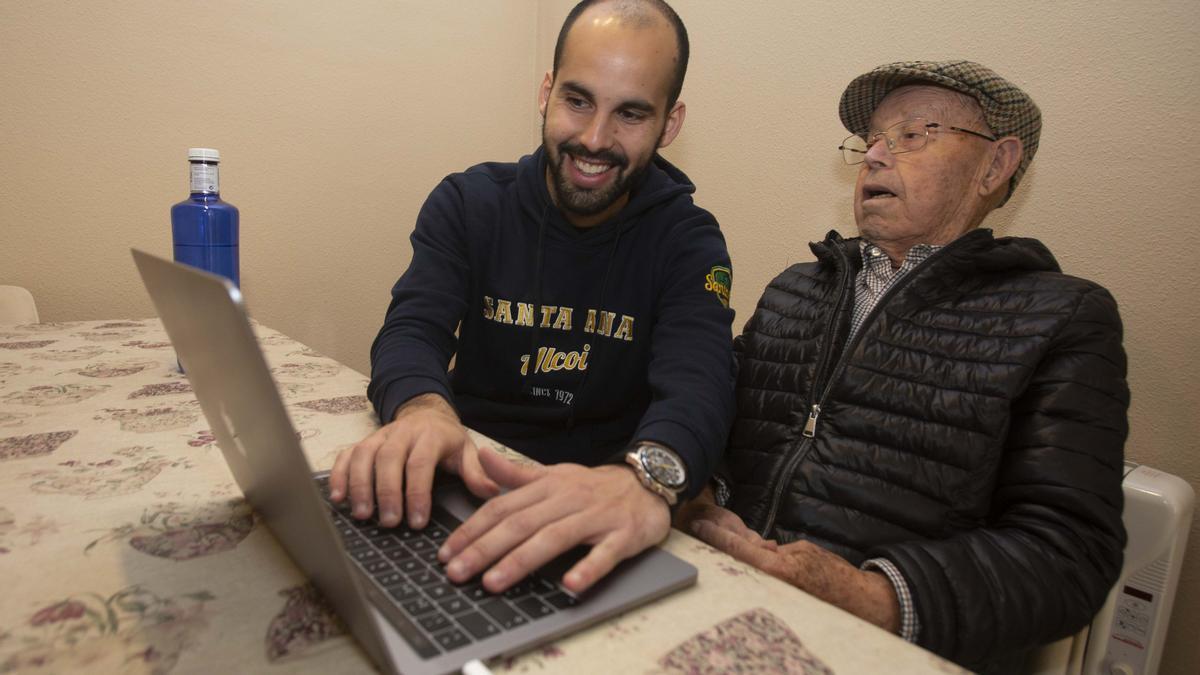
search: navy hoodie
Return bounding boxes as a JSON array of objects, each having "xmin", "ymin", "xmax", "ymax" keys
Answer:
[{"xmin": 368, "ymin": 147, "xmax": 735, "ymax": 496}]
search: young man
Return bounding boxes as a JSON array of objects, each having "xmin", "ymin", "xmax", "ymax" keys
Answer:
[{"xmin": 331, "ymin": 0, "xmax": 735, "ymax": 597}]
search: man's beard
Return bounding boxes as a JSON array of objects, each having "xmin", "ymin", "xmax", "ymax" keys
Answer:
[{"xmin": 543, "ymin": 124, "xmax": 656, "ymax": 220}]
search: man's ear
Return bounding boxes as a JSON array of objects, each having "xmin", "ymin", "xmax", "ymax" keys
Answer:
[
  {"xmin": 538, "ymin": 70, "xmax": 553, "ymax": 118},
  {"xmin": 980, "ymin": 136, "xmax": 1022, "ymax": 200},
  {"xmin": 656, "ymin": 101, "xmax": 687, "ymax": 149}
]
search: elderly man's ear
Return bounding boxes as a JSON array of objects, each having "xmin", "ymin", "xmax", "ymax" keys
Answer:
[{"xmin": 980, "ymin": 137, "xmax": 1023, "ymax": 202}]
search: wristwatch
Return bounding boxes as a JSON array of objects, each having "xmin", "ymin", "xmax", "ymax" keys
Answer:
[{"xmin": 624, "ymin": 442, "xmax": 688, "ymax": 506}]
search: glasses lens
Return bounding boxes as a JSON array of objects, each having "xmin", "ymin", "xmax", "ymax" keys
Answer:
[
  {"xmin": 840, "ymin": 135, "xmax": 868, "ymax": 164},
  {"xmin": 889, "ymin": 119, "xmax": 929, "ymax": 155}
]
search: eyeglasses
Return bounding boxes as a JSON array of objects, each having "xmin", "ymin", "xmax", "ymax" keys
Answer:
[{"xmin": 839, "ymin": 117, "xmax": 997, "ymax": 165}]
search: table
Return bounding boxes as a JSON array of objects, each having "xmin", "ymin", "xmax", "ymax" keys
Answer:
[{"xmin": 0, "ymin": 319, "xmax": 963, "ymax": 674}]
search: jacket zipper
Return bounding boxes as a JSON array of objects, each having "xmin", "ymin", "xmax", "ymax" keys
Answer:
[
  {"xmin": 756, "ymin": 237, "xmax": 958, "ymax": 538},
  {"xmin": 758, "ymin": 241, "xmax": 854, "ymax": 537},
  {"xmin": 802, "ymin": 405, "xmax": 821, "ymax": 436}
]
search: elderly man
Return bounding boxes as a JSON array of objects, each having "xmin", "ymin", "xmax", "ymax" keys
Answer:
[{"xmin": 679, "ymin": 60, "xmax": 1128, "ymax": 673}]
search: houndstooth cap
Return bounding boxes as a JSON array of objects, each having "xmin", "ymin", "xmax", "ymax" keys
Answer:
[{"xmin": 839, "ymin": 60, "xmax": 1041, "ymax": 206}]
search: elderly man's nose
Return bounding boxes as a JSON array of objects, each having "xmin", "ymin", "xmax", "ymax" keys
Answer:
[{"xmin": 864, "ymin": 135, "xmax": 893, "ymax": 166}]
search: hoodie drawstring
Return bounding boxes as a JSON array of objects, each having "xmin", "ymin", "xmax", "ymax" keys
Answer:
[
  {"xmin": 524, "ymin": 202, "xmax": 550, "ymax": 397},
  {"xmin": 565, "ymin": 222, "xmax": 622, "ymax": 432},
  {"xmin": 523, "ymin": 202, "xmax": 623, "ymax": 434}
]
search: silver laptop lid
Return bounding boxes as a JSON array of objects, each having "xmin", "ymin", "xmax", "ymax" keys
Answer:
[{"xmin": 131, "ymin": 249, "xmax": 399, "ymax": 672}]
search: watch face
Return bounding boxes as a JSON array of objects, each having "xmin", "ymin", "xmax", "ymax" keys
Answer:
[{"xmin": 642, "ymin": 445, "xmax": 686, "ymax": 489}]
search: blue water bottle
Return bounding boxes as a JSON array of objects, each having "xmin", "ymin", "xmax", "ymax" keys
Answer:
[{"xmin": 172, "ymin": 148, "xmax": 239, "ymax": 287}]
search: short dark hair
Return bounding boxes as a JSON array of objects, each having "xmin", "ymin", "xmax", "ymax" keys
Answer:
[{"xmin": 552, "ymin": 0, "xmax": 690, "ymax": 110}]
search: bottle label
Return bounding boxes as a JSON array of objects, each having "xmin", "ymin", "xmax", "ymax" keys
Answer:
[{"xmin": 189, "ymin": 163, "xmax": 220, "ymax": 193}]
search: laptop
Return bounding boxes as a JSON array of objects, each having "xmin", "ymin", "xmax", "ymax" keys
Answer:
[{"xmin": 131, "ymin": 249, "xmax": 697, "ymax": 675}]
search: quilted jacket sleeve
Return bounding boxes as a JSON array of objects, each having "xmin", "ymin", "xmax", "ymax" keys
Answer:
[{"xmin": 870, "ymin": 285, "xmax": 1129, "ymax": 669}]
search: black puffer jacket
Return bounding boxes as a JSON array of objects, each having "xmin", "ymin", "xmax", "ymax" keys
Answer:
[{"xmin": 726, "ymin": 229, "xmax": 1128, "ymax": 672}]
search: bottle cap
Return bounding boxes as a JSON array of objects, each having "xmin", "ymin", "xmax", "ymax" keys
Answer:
[{"xmin": 187, "ymin": 148, "xmax": 220, "ymax": 163}]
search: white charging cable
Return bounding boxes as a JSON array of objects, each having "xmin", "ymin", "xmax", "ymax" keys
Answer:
[{"xmin": 461, "ymin": 658, "xmax": 493, "ymax": 675}]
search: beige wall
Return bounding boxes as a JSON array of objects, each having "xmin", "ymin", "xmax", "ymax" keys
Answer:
[
  {"xmin": 1, "ymin": 0, "xmax": 540, "ymax": 380},
  {"xmin": 4, "ymin": 0, "xmax": 1199, "ymax": 672}
]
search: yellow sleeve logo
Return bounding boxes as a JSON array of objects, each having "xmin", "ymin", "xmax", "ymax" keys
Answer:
[{"xmin": 704, "ymin": 266, "xmax": 732, "ymax": 308}]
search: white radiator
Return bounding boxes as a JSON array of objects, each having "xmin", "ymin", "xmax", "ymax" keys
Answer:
[{"xmin": 1081, "ymin": 461, "xmax": 1196, "ymax": 675}]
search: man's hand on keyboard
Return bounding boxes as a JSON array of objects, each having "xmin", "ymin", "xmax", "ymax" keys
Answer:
[
  {"xmin": 437, "ymin": 447, "xmax": 672, "ymax": 595},
  {"xmin": 329, "ymin": 393, "xmax": 500, "ymax": 529}
]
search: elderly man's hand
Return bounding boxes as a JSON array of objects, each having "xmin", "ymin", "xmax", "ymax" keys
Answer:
[
  {"xmin": 674, "ymin": 486, "xmax": 777, "ymax": 551},
  {"xmin": 693, "ymin": 520, "xmax": 901, "ymax": 634},
  {"xmin": 437, "ymin": 447, "xmax": 672, "ymax": 595},
  {"xmin": 329, "ymin": 393, "xmax": 500, "ymax": 528}
]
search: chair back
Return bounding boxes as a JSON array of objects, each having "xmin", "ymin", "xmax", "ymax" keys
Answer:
[{"xmin": 0, "ymin": 285, "xmax": 39, "ymax": 323}]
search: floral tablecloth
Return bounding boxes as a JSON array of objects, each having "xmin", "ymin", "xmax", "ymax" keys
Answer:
[{"xmin": 0, "ymin": 319, "xmax": 962, "ymax": 674}]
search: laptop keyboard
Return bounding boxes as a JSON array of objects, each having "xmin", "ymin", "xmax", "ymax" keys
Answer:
[{"xmin": 314, "ymin": 475, "xmax": 578, "ymax": 659}]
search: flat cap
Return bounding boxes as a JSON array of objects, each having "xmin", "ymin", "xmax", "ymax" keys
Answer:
[{"xmin": 839, "ymin": 60, "xmax": 1041, "ymax": 205}]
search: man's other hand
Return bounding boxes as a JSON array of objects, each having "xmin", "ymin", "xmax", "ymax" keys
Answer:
[
  {"xmin": 692, "ymin": 521, "xmax": 901, "ymax": 633},
  {"xmin": 674, "ymin": 485, "xmax": 777, "ymax": 551},
  {"xmin": 329, "ymin": 393, "xmax": 500, "ymax": 529},
  {"xmin": 438, "ymin": 447, "xmax": 671, "ymax": 595}
]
